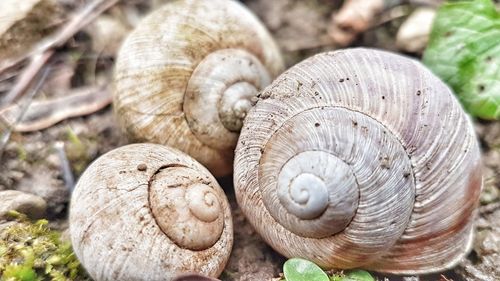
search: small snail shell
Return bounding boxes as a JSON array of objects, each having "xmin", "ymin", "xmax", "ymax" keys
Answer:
[
  {"xmin": 69, "ymin": 144, "xmax": 233, "ymax": 281},
  {"xmin": 234, "ymin": 48, "xmax": 482, "ymax": 274},
  {"xmin": 113, "ymin": 0, "xmax": 284, "ymax": 177}
]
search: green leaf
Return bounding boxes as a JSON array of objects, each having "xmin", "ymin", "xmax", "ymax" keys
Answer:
[
  {"xmin": 343, "ymin": 270, "xmax": 375, "ymax": 281},
  {"xmin": 423, "ymin": 0, "xmax": 500, "ymax": 119},
  {"xmin": 283, "ymin": 258, "xmax": 329, "ymax": 281}
]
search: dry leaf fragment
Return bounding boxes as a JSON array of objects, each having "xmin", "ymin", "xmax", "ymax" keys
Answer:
[
  {"xmin": 396, "ymin": 7, "xmax": 436, "ymax": 53},
  {"xmin": 0, "ymin": 85, "xmax": 110, "ymax": 132},
  {"xmin": 328, "ymin": 0, "xmax": 384, "ymax": 46},
  {"xmin": 84, "ymin": 15, "xmax": 131, "ymax": 57},
  {"xmin": 0, "ymin": 0, "xmax": 62, "ymax": 62}
]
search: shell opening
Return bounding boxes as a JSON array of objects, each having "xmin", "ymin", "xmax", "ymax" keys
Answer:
[{"xmin": 149, "ymin": 166, "xmax": 224, "ymax": 250}]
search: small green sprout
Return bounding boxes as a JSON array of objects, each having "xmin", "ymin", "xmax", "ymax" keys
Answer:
[
  {"xmin": 281, "ymin": 258, "xmax": 375, "ymax": 281},
  {"xmin": 65, "ymin": 127, "xmax": 90, "ymax": 175},
  {"xmin": 331, "ymin": 269, "xmax": 375, "ymax": 281},
  {"xmin": 283, "ymin": 258, "xmax": 329, "ymax": 281},
  {"xmin": 16, "ymin": 145, "xmax": 27, "ymax": 162}
]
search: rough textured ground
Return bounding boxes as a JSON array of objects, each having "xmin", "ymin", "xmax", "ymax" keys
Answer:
[{"xmin": 0, "ymin": 0, "xmax": 499, "ymax": 280}]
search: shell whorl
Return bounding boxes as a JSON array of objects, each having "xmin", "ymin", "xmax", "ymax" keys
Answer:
[
  {"xmin": 113, "ymin": 0, "xmax": 283, "ymax": 177},
  {"xmin": 70, "ymin": 144, "xmax": 233, "ymax": 281},
  {"xmin": 184, "ymin": 48, "xmax": 272, "ymax": 151},
  {"xmin": 148, "ymin": 166, "xmax": 224, "ymax": 251},
  {"xmin": 234, "ymin": 48, "xmax": 482, "ymax": 274}
]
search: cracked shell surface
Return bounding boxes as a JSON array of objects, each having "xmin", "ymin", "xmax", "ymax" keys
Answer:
[
  {"xmin": 113, "ymin": 0, "xmax": 284, "ymax": 177},
  {"xmin": 69, "ymin": 143, "xmax": 233, "ymax": 281},
  {"xmin": 234, "ymin": 48, "xmax": 482, "ymax": 274}
]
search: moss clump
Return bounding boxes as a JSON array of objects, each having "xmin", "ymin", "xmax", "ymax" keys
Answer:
[{"xmin": 0, "ymin": 211, "xmax": 88, "ymax": 281}]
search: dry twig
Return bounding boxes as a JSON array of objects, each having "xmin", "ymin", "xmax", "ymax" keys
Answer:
[
  {"xmin": 0, "ymin": 85, "xmax": 110, "ymax": 132},
  {"xmin": 54, "ymin": 141, "xmax": 75, "ymax": 192},
  {"xmin": 0, "ymin": 68, "xmax": 51, "ymax": 160},
  {"xmin": 0, "ymin": 0, "xmax": 120, "ymax": 107},
  {"xmin": 1, "ymin": 50, "xmax": 54, "ymax": 106}
]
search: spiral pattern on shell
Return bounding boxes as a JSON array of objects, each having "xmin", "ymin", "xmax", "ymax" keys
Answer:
[
  {"xmin": 113, "ymin": 0, "xmax": 283, "ymax": 177},
  {"xmin": 70, "ymin": 144, "xmax": 233, "ymax": 281},
  {"xmin": 234, "ymin": 48, "xmax": 482, "ymax": 274}
]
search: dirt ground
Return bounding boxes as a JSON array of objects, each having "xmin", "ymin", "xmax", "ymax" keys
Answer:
[{"xmin": 0, "ymin": 0, "xmax": 499, "ymax": 280}]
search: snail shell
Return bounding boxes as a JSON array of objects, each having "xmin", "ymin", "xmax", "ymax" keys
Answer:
[
  {"xmin": 234, "ymin": 48, "xmax": 482, "ymax": 274},
  {"xmin": 113, "ymin": 0, "xmax": 284, "ymax": 177},
  {"xmin": 70, "ymin": 144, "xmax": 233, "ymax": 281}
]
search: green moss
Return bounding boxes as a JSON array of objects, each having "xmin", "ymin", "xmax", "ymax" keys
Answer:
[{"xmin": 0, "ymin": 211, "xmax": 88, "ymax": 281}]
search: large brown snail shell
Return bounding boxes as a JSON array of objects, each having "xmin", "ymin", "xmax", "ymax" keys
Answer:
[
  {"xmin": 234, "ymin": 48, "xmax": 482, "ymax": 274},
  {"xmin": 113, "ymin": 0, "xmax": 284, "ymax": 177},
  {"xmin": 70, "ymin": 144, "xmax": 233, "ymax": 281}
]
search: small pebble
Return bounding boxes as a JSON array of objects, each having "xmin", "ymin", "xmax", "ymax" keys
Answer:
[
  {"xmin": 0, "ymin": 190, "xmax": 47, "ymax": 220},
  {"xmin": 137, "ymin": 163, "xmax": 147, "ymax": 171}
]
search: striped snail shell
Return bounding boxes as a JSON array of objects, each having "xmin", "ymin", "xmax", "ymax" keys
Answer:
[
  {"xmin": 70, "ymin": 144, "xmax": 233, "ymax": 281},
  {"xmin": 234, "ymin": 48, "xmax": 482, "ymax": 274},
  {"xmin": 113, "ymin": 0, "xmax": 284, "ymax": 177}
]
